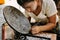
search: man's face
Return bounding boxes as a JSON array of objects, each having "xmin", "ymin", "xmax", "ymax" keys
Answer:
[{"xmin": 23, "ymin": 1, "xmax": 38, "ymax": 12}]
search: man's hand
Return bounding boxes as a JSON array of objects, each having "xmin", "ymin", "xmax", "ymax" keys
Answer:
[{"xmin": 31, "ymin": 26, "xmax": 41, "ymax": 35}]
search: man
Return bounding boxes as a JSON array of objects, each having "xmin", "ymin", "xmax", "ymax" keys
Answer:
[{"xmin": 17, "ymin": 0, "xmax": 59, "ymax": 35}]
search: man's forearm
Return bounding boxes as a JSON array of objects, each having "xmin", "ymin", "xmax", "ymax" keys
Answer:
[{"xmin": 39, "ymin": 23, "xmax": 56, "ymax": 32}]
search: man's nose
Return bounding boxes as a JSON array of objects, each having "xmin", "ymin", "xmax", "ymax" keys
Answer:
[{"xmin": 26, "ymin": 8, "xmax": 31, "ymax": 12}]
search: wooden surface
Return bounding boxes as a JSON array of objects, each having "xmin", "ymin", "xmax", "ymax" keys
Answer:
[{"xmin": 35, "ymin": 32, "xmax": 57, "ymax": 40}]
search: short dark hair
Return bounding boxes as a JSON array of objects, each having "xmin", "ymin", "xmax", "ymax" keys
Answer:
[{"xmin": 17, "ymin": 0, "xmax": 34, "ymax": 6}]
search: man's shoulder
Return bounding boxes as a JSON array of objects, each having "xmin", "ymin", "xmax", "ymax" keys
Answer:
[{"xmin": 43, "ymin": 0, "xmax": 54, "ymax": 3}]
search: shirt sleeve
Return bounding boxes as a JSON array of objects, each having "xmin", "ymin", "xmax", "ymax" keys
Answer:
[
  {"xmin": 25, "ymin": 10, "xmax": 30, "ymax": 18},
  {"xmin": 46, "ymin": 0, "xmax": 58, "ymax": 17}
]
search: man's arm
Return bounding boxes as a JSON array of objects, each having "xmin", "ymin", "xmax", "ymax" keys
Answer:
[{"xmin": 31, "ymin": 14, "xmax": 56, "ymax": 34}]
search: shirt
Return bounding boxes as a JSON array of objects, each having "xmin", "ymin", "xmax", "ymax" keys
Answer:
[{"xmin": 23, "ymin": 0, "xmax": 59, "ymax": 23}]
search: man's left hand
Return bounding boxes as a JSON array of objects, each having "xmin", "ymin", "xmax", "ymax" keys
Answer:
[{"xmin": 31, "ymin": 26, "xmax": 41, "ymax": 35}]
